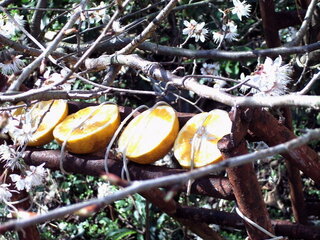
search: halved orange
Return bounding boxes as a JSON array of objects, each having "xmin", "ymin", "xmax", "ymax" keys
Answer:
[
  {"xmin": 53, "ymin": 104, "xmax": 120, "ymax": 154},
  {"xmin": 117, "ymin": 105, "xmax": 179, "ymax": 164},
  {"xmin": 12, "ymin": 100, "xmax": 68, "ymax": 146},
  {"xmin": 173, "ymin": 109, "xmax": 232, "ymax": 168}
]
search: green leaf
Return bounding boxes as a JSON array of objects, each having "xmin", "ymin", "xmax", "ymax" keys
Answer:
[
  {"xmin": 317, "ymin": 113, "xmax": 320, "ymax": 125},
  {"xmin": 106, "ymin": 228, "xmax": 136, "ymax": 240}
]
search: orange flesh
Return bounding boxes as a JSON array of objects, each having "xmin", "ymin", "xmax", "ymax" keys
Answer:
[
  {"xmin": 118, "ymin": 105, "xmax": 179, "ymax": 164},
  {"xmin": 174, "ymin": 110, "xmax": 231, "ymax": 168}
]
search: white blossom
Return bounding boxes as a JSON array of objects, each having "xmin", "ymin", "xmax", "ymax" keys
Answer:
[
  {"xmin": 112, "ymin": 21, "xmax": 125, "ymax": 33},
  {"xmin": 200, "ymin": 63, "xmax": 220, "ymax": 76},
  {"xmin": 0, "ymin": 55, "xmax": 25, "ymax": 75},
  {"xmin": 212, "ymin": 21, "xmax": 238, "ymax": 44},
  {"xmin": 25, "ymin": 163, "xmax": 47, "ymax": 190},
  {"xmin": 241, "ymin": 56, "xmax": 293, "ymax": 96},
  {"xmin": 0, "ymin": 143, "xmax": 24, "ymax": 170},
  {"xmin": 10, "ymin": 163, "xmax": 46, "ymax": 192},
  {"xmin": 0, "ymin": 143, "xmax": 14, "ymax": 162},
  {"xmin": 97, "ymin": 182, "xmax": 114, "ymax": 198},
  {"xmin": 0, "ymin": 13, "xmax": 24, "ymax": 37},
  {"xmin": 212, "ymin": 31, "xmax": 224, "ymax": 44},
  {"xmin": 224, "ymin": 21, "xmax": 238, "ymax": 42},
  {"xmin": 183, "ymin": 19, "xmax": 208, "ymax": 42},
  {"xmin": 182, "ymin": 19, "xmax": 197, "ymax": 35},
  {"xmin": 6, "ymin": 115, "xmax": 34, "ymax": 145},
  {"xmin": 0, "ymin": 183, "xmax": 13, "ymax": 202},
  {"xmin": 200, "ymin": 63, "xmax": 220, "ymax": 82},
  {"xmin": 232, "ymin": 0, "xmax": 251, "ymax": 21},
  {"xmin": 279, "ymin": 27, "xmax": 297, "ymax": 42},
  {"xmin": 89, "ymin": 2, "xmax": 108, "ymax": 24},
  {"xmin": 10, "ymin": 174, "xmax": 26, "ymax": 191},
  {"xmin": 12, "ymin": 14, "xmax": 25, "ymax": 26},
  {"xmin": 200, "ymin": 63, "xmax": 226, "ymax": 87}
]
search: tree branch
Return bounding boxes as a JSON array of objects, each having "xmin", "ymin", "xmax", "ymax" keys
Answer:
[
  {"xmin": 0, "ymin": 128, "xmax": 319, "ymax": 233},
  {"xmin": 6, "ymin": 9, "xmax": 81, "ymax": 91},
  {"xmin": 117, "ymin": 0, "xmax": 178, "ymax": 55},
  {"xmin": 176, "ymin": 206, "xmax": 320, "ymax": 240},
  {"xmin": 30, "ymin": 0, "xmax": 47, "ymax": 41},
  {"xmin": 85, "ymin": 54, "xmax": 320, "ymax": 108},
  {"xmin": 23, "ymin": 148, "xmax": 234, "ymax": 200},
  {"xmin": 286, "ymin": 0, "xmax": 318, "ymax": 47}
]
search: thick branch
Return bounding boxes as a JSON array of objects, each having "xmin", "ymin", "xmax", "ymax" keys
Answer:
[
  {"xmin": 176, "ymin": 207, "xmax": 320, "ymax": 240},
  {"xmin": 282, "ymin": 108, "xmax": 308, "ymax": 224},
  {"xmin": 30, "ymin": 0, "xmax": 47, "ymax": 41},
  {"xmin": 0, "ymin": 129, "xmax": 319, "ymax": 233},
  {"xmin": 23, "ymin": 149, "xmax": 234, "ymax": 200},
  {"xmin": 274, "ymin": 10, "xmax": 306, "ymax": 29},
  {"xmin": 0, "ymin": 34, "xmax": 78, "ymax": 64},
  {"xmin": 259, "ymin": 0, "xmax": 281, "ymax": 48},
  {"xmin": 86, "ymin": 37, "xmax": 320, "ymax": 61},
  {"xmin": 219, "ymin": 108, "xmax": 274, "ymax": 239},
  {"xmin": 85, "ymin": 54, "xmax": 320, "ymax": 108},
  {"xmin": 249, "ymin": 108, "xmax": 320, "ymax": 184}
]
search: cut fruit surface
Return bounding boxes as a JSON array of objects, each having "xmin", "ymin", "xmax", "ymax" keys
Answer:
[
  {"xmin": 12, "ymin": 100, "xmax": 68, "ymax": 146},
  {"xmin": 118, "ymin": 105, "xmax": 179, "ymax": 164},
  {"xmin": 53, "ymin": 104, "xmax": 120, "ymax": 154},
  {"xmin": 173, "ymin": 109, "xmax": 232, "ymax": 168}
]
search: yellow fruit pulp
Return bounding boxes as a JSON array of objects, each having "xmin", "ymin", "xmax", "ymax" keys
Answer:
[
  {"xmin": 173, "ymin": 109, "xmax": 232, "ymax": 168},
  {"xmin": 118, "ymin": 105, "xmax": 179, "ymax": 164},
  {"xmin": 13, "ymin": 100, "xmax": 68, "ymax": 147},
  {"xmin": 53, "ymin": 104, "xmax": 120, "ymax": 154}
]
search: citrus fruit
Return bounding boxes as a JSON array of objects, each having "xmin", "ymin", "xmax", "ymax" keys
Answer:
[
  {"xmin": 12, "ymin": 100, "xmax": 68, "ymax": 147},
  {"xmin": 173, "ymin": 109, "xmax": 232, "ymax": 168},
  {"xmin": 53, "ymin": 104, "xmax": 120, "ymax": 154},
  {"xmin": 117, "ymin": 105, "xmax": 179, "ymax": 164}
]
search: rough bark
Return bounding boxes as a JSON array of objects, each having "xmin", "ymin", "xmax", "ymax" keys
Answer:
[
  {"xmin": 259, "ymin": 0, "xmax": 281, "ymax": 48},
  {"xmin": 175, "ymin": 206, "xmax": 320, "ymax": 240},
  {"xmin": 248, "ymin": 108, "xmax": 320, "ymax": 184},
  {"xmin": 218, "ymin": 107, "xmax": 274, "ymax": 240},
  {"xmin": 282, "ymin": 107, "xmax": 308, "ymax": 224},
  {"xmin": 23, "ymin": 149, "xmax": 234, "ymax": 199}
]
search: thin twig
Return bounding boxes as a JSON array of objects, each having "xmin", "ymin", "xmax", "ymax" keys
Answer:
[
  {"xmin": 297, "ymin": 70, "xmax": 320, "ymax": 95},
  {"xmin": 117, "ymin": 0, "xmax": 178, "ymax": 55},
  {"xmin": 6, "ymin": 8, "xmax": 81, "ymax": 91},
  {"xmin": 286, "ymin": 0, "xmax": 318, "ymax": 47}
]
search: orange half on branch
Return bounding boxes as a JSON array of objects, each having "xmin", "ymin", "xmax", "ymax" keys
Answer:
[
  {"xmin": 173, "ymin": 109, "xmax": 232, "ymax": 168},
  {"xmin": 12, "ymin": 100, "xmax": 68, "ymax": 147},
  {"xmin": 53, "ymin": 104, "xmax": 120, "ymax": 154},
  {"xmin": 117, "ymin": 104, "xmax": 179, "ymax": 164}
]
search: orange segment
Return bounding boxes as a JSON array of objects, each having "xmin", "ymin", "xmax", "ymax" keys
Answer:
[
  {"xmin": 13, "ymin": 100, "xmax": 68, "ymax": 146},
  {"xmin": 118, "ymin": 105, "xmax": 179, "ymax": 164},
  {"xmin": 53, "ymin": 104, "xmax": 120, "ymax": 154},
  {"xmin": 173, "ymin": 109, "xmax": 232, "ymax": 168}
]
